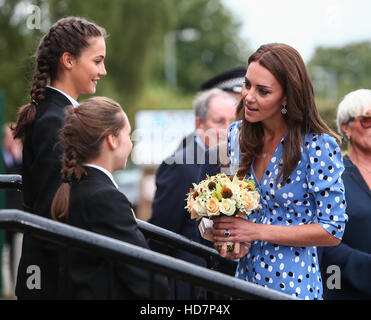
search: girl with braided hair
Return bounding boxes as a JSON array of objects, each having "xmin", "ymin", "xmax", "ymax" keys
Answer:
[
  {"xmin": 51, "ymin": 97, "xmax": 168, "ymax": 299},
  {"xmin": 12, "ymin": 17, "xmax": 107, "ymax": 299}
]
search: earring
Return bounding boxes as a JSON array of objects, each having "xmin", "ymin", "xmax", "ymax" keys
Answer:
[{"xmin": 281, "ymin": 105, "xmax": 287, "ymax": 115}]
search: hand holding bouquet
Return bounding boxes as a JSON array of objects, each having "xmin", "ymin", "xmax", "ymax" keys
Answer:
[{"xmin": 185, "ymin": 173, "xmax": 261, "ymax": 252}]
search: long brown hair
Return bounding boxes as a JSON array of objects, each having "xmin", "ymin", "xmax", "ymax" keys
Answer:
[
  {"xmin": 12, "ymin": 17, "xmax": 106, "ymax": 142},
  {"xmin": 236, "ymin": 43, "xmax": 340, "ymax": 185},
  {"xmin": 51, "ymin": 97, "xmax": 126, "ymax": 223}
]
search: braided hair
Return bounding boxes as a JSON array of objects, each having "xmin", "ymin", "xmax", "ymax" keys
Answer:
[
  {"xmin": 51, "ymin": 97, "xmax": 126, "ymax": 223},
  {"xmin": 12, "ymin": 17, "xmax": 106, "ymax": 142}
]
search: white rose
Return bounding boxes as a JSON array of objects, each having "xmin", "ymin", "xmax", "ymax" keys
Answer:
[
  {"xmin": 219, "ymin": 198, "xmax": 237, "ymax": 216},
  {"xmin": 193, "ymin": 198, "xmax": 208, "ymax": 216}
]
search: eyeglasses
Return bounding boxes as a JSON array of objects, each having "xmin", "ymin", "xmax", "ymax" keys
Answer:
[{"xmin": 348, "ymin": 115, "xmax": 371, "ymax": 129}]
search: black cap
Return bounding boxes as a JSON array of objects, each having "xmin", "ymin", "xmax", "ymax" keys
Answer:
[{"xmin": 200, "ymin": 66, "xmax": 246, "ymax": 93}]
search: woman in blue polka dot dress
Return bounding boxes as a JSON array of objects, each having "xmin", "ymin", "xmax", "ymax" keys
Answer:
[{"xmin": 211, "ymin": 43, "xmax": 348, "ymax": 300}]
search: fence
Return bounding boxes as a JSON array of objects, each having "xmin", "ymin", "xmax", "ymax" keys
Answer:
[
  {"xmin": 0, "ymin": 174, "xmax": 237, "ymax": 297},
  {"xmin": 0, "ymin": 174, "xmax": 296, "ymax": 300}
]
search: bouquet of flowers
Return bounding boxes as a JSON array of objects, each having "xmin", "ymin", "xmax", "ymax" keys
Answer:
[{"xmin": 185, "ymin": 173, "xmax": 261, "ymax": 251}]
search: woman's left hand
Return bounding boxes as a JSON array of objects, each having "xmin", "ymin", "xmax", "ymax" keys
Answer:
[{"xmin": 212, "ymin": 215, "xmax": 261, "ymax": 243}]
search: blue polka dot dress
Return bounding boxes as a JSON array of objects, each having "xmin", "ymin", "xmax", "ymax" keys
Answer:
[{"xmin": 227, "ymin": 121, "xmax": 348, "ymax": 300}]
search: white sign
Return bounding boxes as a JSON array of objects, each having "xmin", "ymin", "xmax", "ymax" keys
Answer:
[{"xmin": 132, "ymin": 110, "xmax": 195, "ymax": 165}]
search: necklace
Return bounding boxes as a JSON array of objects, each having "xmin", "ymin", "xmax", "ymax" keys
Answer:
[{"xmin": 261, "ymin": 132, "xmax": 286, "ymax": 160}]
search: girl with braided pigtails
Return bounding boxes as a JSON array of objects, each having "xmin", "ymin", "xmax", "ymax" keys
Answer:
[
  {"xmin": 12, "ymin": 17, "xmax": 107, "ymax": 299},
  {"xmin": 50, "ymin": 97, "xmax": 169, "ymax": 299}
]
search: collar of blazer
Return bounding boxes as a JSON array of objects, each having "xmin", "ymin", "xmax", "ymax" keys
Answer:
[
  {"xmin": 39, "ymin": 87, "xmax": 75, "ymax": 110},
  {"xmin": 83, "ymin": 163, "xmax": 119, "ymax": 189},
  {"xmin": 46, "ymin": 85, "xmax": 79, "ymax": 107}
]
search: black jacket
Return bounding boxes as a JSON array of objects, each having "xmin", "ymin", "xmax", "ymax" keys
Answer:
[
  {"xmin": 59, "ymin": 166, "xmax": 169, "ymax": 299},
  {"xmin": 149, "ymin": 136, "xmax": 228, "ymax": 299},
  {"xmin": 16, "ymin": 87, "xmax": 72, "ymax": 299},
  {"xmin": 150, "ymin": 137, "xmax": 208, "ymax": 248}
]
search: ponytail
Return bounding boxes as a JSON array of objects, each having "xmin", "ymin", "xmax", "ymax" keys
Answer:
[
  {"xmin": 51, "ymin": 182, "xmax": 71, "ymax": 223},
  {"xmin": 52, "ymin": 108, "xmax": 87, "ymax": 223},
  {"xmin": 51, "ymin": 163, "xmax": 87, "ymax": 223},
  {"xmin": 12, "ymin": 102, "xmax": 37, "ymax": 142}
]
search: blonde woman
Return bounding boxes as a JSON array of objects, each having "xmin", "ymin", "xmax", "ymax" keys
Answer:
[{"xmin": 320, "ymin": 89, "xmax": 371, "ymax": 299}]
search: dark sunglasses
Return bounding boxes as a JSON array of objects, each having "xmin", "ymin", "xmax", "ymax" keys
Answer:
[{"xmin": 348, "ymin": 114, "xmax": 371, "ymax": 129}]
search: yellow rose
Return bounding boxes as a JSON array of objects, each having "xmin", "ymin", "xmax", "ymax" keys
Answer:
[
  {"xmin": 240, "ymin": 190, "xmax": 260, "ymax": 211},
  {"xmin": 206, "ymin": 198, "xmax": 220, "ymax": 216},
  {"xmin": 184, "ymin": 196, "xmax": 199, "ymax": 220}
]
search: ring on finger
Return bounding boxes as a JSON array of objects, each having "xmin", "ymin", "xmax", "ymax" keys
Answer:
[{"xmin": 224, "ymin": 229, "xmax": 231, "ymax": 237}]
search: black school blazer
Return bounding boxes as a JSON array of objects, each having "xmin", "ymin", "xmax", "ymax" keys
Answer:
[
  {"xmin": 16, "ymin": 87, "xmax": 72, "ymax": 299},
  {"xmin": 58, "ymin": 166, "xmax": 169, "ymax": 299}
]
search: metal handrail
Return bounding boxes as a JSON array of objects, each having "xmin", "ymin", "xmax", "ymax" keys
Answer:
[
  {"xmin": 0, "ymin": 174, "xmax": 236, "ymax": 270},
  {"xmin": 0, "ymin": 209, "xmax": 296, "ymax": 300},
  {"xmin": 0, "ymin": 174, "xmax": 22, "ymax": 191},
  {"xmin": 137, "ymin": 219, "xmax": 236, "ymax": 269}
]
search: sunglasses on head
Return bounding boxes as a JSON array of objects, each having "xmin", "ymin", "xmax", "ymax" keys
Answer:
[{"xmin": 348, "ymin": 114, "xmax": 371, "ymax": 129}]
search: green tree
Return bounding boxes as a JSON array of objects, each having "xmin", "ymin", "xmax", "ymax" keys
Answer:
[
  {"xmin": 0, "ymin": 0, "xmax": 44, "ymax": 121},
  {"xmin": 137, "ymin": 0, "xmax": 250, "ymax": 120},
  {"xmin": 0, "ymin": 0, "xmax": 249, "ymax": 124},
  {"xmin": 307, "ymin": 41, "xmax": 371, "ymax": 136},
  {"xmin": 1, "ymin": 0, "xmax": 173, "ymax": 122},
  {"xmin": 308, "ymin": 41, "xmax": 371, "ymax": 101},
  {"xmin": 48, "ymin": 0, "xmax": 173, "ymax": 120},
  {"xmin": 149, "ymin": 0, "xmax": 249, "ymax": 93}
]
